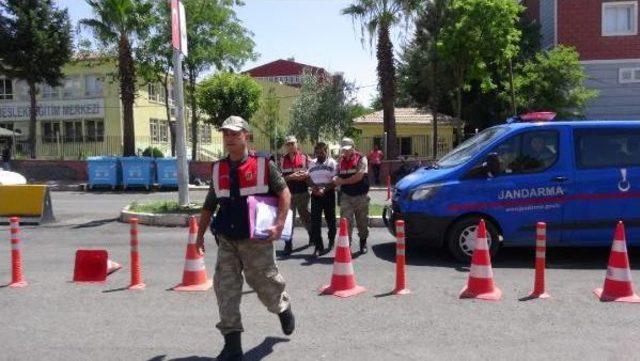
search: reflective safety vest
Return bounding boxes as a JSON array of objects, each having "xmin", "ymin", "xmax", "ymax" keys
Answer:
[
  {"xmin": 280, "ymin": 151, "xmax": 309, "ymax": 194},
  {"xmin": 211, "ymin": 155, "xmax": 271, "ymax": 239},
  {"xmin": 338, "ymin": 152, "xmax": 369, "ymax": 196}
]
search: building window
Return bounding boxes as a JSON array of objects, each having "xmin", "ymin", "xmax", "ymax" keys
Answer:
[
  {"xmin": 63, "ymin": 120, "xmax": 83, "ymax": 142},
  {"xmin": 63, "ymin": 77, "xmax": 81, "ymax": 98},
  {"xmin": 85, "ymin": 120, "xmax": 104, "ymax": 142},
  {"xmin": 619, "ymin": 67, "xmax": 640, "ymax": 83},
  {"xmin": 42, "ymin": 121, "xmax": 61, "ymax": 143},
  {"xmin": 148, "ymin": 83, "xmax": 158, "ymax": 102},
  {"xmin": 150, "ymin": 118, "xmax": 169, "ymax": 143},
  {"xmin": 0, "ymin": 78, "xmax": 13, "ymax": 100},
  {"xmin": 603, "ymin": 1, "xmax": 638, "ymax": 36},
  {"xmin": 85, "ymin": 74, "xmax": 104, "ymax": 97},
  {"xmin": 42, "ymin": 84, "xmax": 61, "ymax": 99},
  {"xmin": 399, "ymin": 137, "xmax": 413, "ymax": 156}
]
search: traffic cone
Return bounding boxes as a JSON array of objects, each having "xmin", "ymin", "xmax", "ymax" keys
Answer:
[
  {"xmin": 9, "ymin": 217, "xmax": 27, "ymax": 288},
  {"xmin": 73, "ymin": 249, "xmax": 108, "ymax": 283},
  {"xmin": 128, "ymin": 218, "xmax": 145, "ymax": 290},
  {"xmin": 594, "ymin": 222, "xmax": 640, "ymax": 303},
  {"xmin": 173, "ymin": 216, "xmax": 213, "ymax": 292},
  {"xmin": 393, "ymin": 220, "xmax": 410, "ymax": 295},
  {"xmin": 319, "ymin": 218, "xmax": 366, "ymax": 298},
  {"xmin": 460, "ymin": 219, "xmax": 501, "ymax": 301},
  {"xmin": 107, "ymin": 259, "xmax": 122, "ymax": 275},
  {"xmin": 526, "ymin": 222, "xmax": 550, "ymax": 299}
]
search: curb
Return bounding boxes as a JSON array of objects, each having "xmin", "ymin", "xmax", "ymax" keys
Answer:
[{"xmin": 119, "ymin": 205, "xmax": 387, "ymax": 228}]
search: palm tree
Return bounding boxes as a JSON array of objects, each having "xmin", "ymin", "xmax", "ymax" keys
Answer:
[
  {"xmin": 342, "ymin": 0, "xmax": 421, "ymax": 160},
  {"xmin": 81, "ymin": 0, "xmax": 152, "ymax": 156}
]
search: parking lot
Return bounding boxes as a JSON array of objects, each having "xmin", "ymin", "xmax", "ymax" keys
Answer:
[{"xmin": 1, "ymin": 192, "xmax": 640, "ymax": 360}]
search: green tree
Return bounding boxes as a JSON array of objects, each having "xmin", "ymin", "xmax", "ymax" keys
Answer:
[
  {"xmin": 181, "ymin": 0, "xmax": 255, "ymax": 160},
  {"xmin": 139, "ymin": 0, "xmax": 175, "ymax": 155},
  {"xmin": 290, "ymin": 72, "xmax": 355, "ymax": 144},
  {"xmin": 508, "ymin": 46, "xmax": 598, "ymax": 119},
  {"xmin": 197, "ymin": 72, "xmax": 261, "ymax": 128},
  {"xmin": 252, "ymin": 86, "xmax": 285, "ymax": 153},
  {"xmin": 342, "ymin": 0, "xmax": 422, "ymax": 160},
  {"xmin": 0, "ymin": 0, "xmax": 72, "ymax": 158},
  {"xmin": 81, "ymin": 0, "xmax": 153, "ymax": 156},
  {"xmin": 438, "ymin": 0, "xmax": 522, "ymax": 142}
]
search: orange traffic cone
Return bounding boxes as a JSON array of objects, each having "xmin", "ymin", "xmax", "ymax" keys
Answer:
[
  {"xmin": 594, "ymin": 222, "xmax": 640, "ymax": 303},
  {"xmin": 525, "ymin": 222, "xmax": 550, "ymax": 299},
  {"xmin": 460, "ymin": 219, "xmax": 501, "ymax": 301},
  {"xmin": 128, "ymin": 218, "xmax": 145, "ymax": 290},
  {"xmin": 319, "ymin": 218, "xmax": 366, "ymax": 298},
  {"xmin": 9, "ymin": 217, "xmax": 27, "ymax": 288},
  {"xmin": 172, "ymin": 216, "xmax": 213, "ymax": 292},
  {"xmin": 107, "ymin": 259, "xmax": 122, "ymax": 275}
]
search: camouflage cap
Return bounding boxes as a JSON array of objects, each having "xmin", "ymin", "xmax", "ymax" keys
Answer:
[
  {"xmin": 220, "ymin": 116, "xmax": 250, "ymax": 132},
  {"xmin": 285, "ymin": 135, "xmax": 297, "ymax": 144}
]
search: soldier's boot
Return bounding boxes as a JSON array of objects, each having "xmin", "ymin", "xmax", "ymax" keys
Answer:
[
  {"xmin": 216, "ymin": 332, "xmax": 243, "ymax": 361},
  {"xmin": 278, "ymin": 306, "xmax": 295, "ymax": 336},
  {"xmin": 283, "ymin": 242, "xmax": 292, "ymax": 257},
  {"xmin": 360, "ymin": 238, "xmax": 368, "ymax": 255}
]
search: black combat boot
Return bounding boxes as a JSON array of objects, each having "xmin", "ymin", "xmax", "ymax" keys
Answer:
[
  {"xmin": 360, "ymin": 238, "xmax": 368, "ymax": 254},
  {"xmin": 283, "ymin": 242, "xmax": 292, "ymax": 257},
  {"xmin": 216, "ymin": 332, "xmax": 243, "ymax": 361},
  {"xmin": 278, "ymin": 305, "xmax": 295, "ymax": 335}
]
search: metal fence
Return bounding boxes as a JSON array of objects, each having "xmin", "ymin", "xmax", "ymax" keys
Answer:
[{"xmin": 13, "ymin": 135, "xmax": 223, "ymax": 161}]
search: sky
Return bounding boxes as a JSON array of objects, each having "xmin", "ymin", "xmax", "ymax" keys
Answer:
[{"xmin": 53, "ymin": 0, "xmax": 412, "ymax": 106}]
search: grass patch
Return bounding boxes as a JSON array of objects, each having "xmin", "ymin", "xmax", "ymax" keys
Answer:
[{"xmin": 129, "ymin": 201, "xmax": 202, "ymax": 214}]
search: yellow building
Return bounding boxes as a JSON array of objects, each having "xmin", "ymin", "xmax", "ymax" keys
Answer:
[
  {"xmin": 352, "ymin": 108, "xmax": 456, "ymax": 159},
  {"xmin": 0, "ymin": 57, "xmax": 221, "ymax": 160}
]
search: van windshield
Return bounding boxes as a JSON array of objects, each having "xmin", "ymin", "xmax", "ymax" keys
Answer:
[{"xmin": 437, "ymin": 126, "xmax": 509, "ymax": 168}]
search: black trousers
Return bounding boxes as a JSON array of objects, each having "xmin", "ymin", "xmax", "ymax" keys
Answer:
[
  {"xmin": 372, "ymin": 164, "xmax": 381, "ymax": 185},
  {"xmin": 310, "ymin": 189, "xmax": 336, "ymax": 249}
]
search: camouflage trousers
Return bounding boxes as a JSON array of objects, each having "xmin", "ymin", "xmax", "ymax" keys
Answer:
[
  {"xmin": 339, "ymin": 193, "xmax": 370, "ymax": 242},
  {"xmin": 214, "ymin": 235, "xmax": 290, "ymax": 335},
  {"xmin": 289, "ymin": 191, "xmax": 311, "ymax": 241}
]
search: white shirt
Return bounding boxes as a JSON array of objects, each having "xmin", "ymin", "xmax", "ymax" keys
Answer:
[{"xmin": 308, "ymin": 157, "xmax": 337, "ymax": 186}]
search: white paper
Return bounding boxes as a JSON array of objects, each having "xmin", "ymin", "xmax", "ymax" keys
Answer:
[{"xmin": 254, "ymin": 202, "xmax": 293, "ymax": 240}]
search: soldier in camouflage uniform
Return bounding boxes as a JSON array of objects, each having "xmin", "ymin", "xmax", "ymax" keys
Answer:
[{"xmin": 196, "ymin": 116, "xmax": 295, "ymax": 361}]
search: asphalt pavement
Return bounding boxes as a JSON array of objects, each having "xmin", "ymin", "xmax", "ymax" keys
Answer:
[{"xmin": 1, "ymin": 192, "xmax": 640, "ymax": 360}]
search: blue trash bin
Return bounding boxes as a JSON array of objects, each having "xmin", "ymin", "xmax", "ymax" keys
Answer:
[
  {"xmin": 155, "ymin": 157, "xmax": 178, "ymax": 188},
  {"xmin": 120, "ymin": 157, "xmax": 154, "ymax": 190},
  {"xmin": 87, "ymin": 156, "xmax": 120, "ymax": 190}
]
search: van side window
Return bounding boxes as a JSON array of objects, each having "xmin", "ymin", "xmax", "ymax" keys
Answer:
[
  {"xmin": 575, "ymin": 130, "xmax": 640, "ymax": 169},
  {"xmin": 490, "ymin": 131, "xmax": 559, "ymax": 175}
]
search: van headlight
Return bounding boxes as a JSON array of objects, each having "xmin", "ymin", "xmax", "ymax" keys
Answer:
[{"xmin": 408, "ymin": 185, "xmax": 440, "ymax": 201}]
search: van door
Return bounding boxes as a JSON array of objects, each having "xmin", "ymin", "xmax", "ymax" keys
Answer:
[
  {"xmin": 565, "ymin": 128, "xmax": 640, "ymax": 245},
  {"xmin": 461, "ymin": 128, "xmax": 570, "ymax": 245}
]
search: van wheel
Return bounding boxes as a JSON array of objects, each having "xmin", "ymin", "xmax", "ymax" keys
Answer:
[{"xmin": 446, "ymin": 217, "xmax": 500, "ymax": 263}]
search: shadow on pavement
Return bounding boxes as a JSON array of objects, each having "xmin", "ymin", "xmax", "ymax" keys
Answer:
[
  {"xmin": 72, "ymin": 218, "xmax": 118, "ymax": 229},
  {"xmin": 371, "ymin": 241, "xmax": 640, "ymax": 270},
  {"xmin": 147, "ymin": 337, "xmax": 289, "ymax": 361}
]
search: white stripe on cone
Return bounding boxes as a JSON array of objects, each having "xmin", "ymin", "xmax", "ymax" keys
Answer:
[
  {"xmin": 469, "ymin": 265, "xmax": 494, "ymax": 279},
  {"xmin": 184, "ymin": 258, "xmax": 206, "ymax": 272},
  {"xmin": 612, "ymin": 240, "xmax": 627, "ymax": 253},
  {"xmin": 606, "ymin": 266, "xmax": 633, "ymax": 282},
  {"xmin": 536, "ymin": 240, "xmax": 546, "ymax": 247},
  {"xmin": 11, "ymin": 244, "xmax": 20, "ymax": 251},
  {"xmin": 332, "ymin": 262, "xmax": 354, "ymax": 276},
  {"xmin": 474, "ymin": 238, "xmax": 489, "ymax": 250},
  {"xmin": 536, "ymin": 251, "xmax": 546, "ymax": 258}
]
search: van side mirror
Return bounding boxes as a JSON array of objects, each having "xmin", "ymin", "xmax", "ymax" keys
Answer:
[{"xmin": 485, "ymin": 152, "xmax": 501, "ymax": 176}]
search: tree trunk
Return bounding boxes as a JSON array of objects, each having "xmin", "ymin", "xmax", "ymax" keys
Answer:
[
  {"xmin": 455, "ymin": 87, "xmax": 463, "ymax": 146},
  {"xmin": 119, "ymin": 35, "xmax": 136, "ymax": 156},
  {"xmin": 377, "ymin": 24, "xmax": 398, "ymax": 160},
  {"xmin": 28, "ymin": 81, "xmax": 37, "ymax": 159},
  {"xmin": 188, "ymin": 71, "xmax": 198, "ymax": 161},
  {"xmin": 163, "ymin": 73, "xmax": 176, "ymax": 156},
  {"xmin": 508, "ymin": 59, "xmax": 517, "ymax": 116}
]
